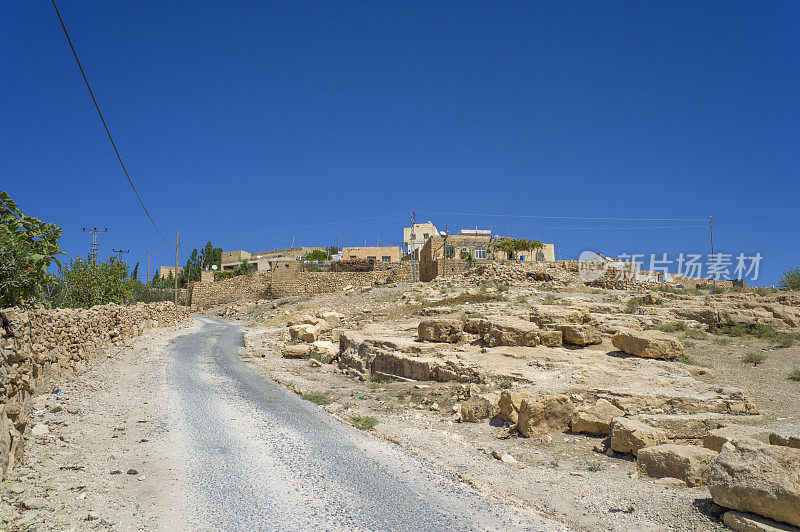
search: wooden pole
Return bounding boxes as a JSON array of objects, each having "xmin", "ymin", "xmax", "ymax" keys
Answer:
[
  {"xmin": 146, "ymin": 250, "xmax": 150, "ymax": 284},
  {"xmin": 709, "ymin": 216, "xmax": 715, "ymax": 289}
]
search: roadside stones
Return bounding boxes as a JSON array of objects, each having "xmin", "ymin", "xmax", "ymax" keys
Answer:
[
  {"xmin": 30, "ymin": 424, "xmax": 49, "ymax": 438},
  {"xmin": 555, "ymin": 324, "xmax": 602, "ymax": 347},
  {"xmin": 708, "ymin": 439, "xmax": 800, "ymax": 527},
  {"xmin": 722, "ymin": 511, "xmax": 798, "ymax": 532},
  {"xmin": 460, "ymin": 395, "xmax": 495, "ymax": 422},
  {"xmin": 289, "ymin": 324, "xmax": 319, "ymax": 343},
  {"xmin": 611, "ymin": 329, "xmax": 684, "ymax": 360},
  {"xmin": 703, "ymin": 425, "xmax": 772, "ymax": 452},
  {"xmin": 517, "ymin": 394, "xmax": 573, "ymax": 437},
  {"xmin": 636, "ymin": 444, "xmax": 718, "ymax": 486},
  {"xmin": 417, "ymin": 319, "xmax": 463, "ymax": 343},
  {"xmin": 609, "ymin": 417, "xmax": 669, "ymax": 456},
  {"xmin": 570, "ymin": 399, "xmax": 624, "ymax": 436},
  {"xmin": 282, "ymin": 344, "xmax": 312, "ymax": 359}
]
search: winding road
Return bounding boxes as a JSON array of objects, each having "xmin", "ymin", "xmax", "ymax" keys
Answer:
[{"xmin": 164, "ymin": 317, "xmax": 559, "ymax": 531}]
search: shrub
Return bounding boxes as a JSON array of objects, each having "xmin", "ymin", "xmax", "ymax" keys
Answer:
[
  {"xmin": 655, "ymin": 322, "xmax": 688, "ymax": 333},
  {"xmin": 302, "ymin": 391, "xmax": 332, "ymax": 406},
  {"xmin": 61, "ymin": 256, "xmax": 132, "ymax": 308},
  {"xmin": 741, "ymin": 351, "xmax": 767, "ymax": 366},
  {"xmin": 586, "ymin": 461, "xmax": 605, "ymax": 472},
  {"xmin": 350, "ymin": 415, "xmax": 379, "ymax": 430},
  {"xmin": 711, "ymin": 323, "xmax": 779, "ymax": 340},
  {"xmin": 778, "ymin": 267, "xmax": 800, "ymax": 290},
  {"xmin": 542, "ymin": 294, "xmax": 556, "ymax": 305},
  {"xmin": 685, "ymin": 327, "xmax": 708, "ymax": 340},
  {"xmin": 624, "ymin": 297, "xmax": 642, "ymax": 314},
  {"xmin": 497, "ymin": 378, "xmax": 512, "ymax": 389}
]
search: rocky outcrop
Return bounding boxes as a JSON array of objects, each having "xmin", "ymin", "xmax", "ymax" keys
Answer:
[
  {"xmin": 703, "ymin": 425, "xmax": 772, "ymax": 452},
  {"xmin": 418, "ymin": 319, "xmax": 463, "ymax": 343},
  {"xmin": 517, "ymin": 394, "xmax": 573, "ymax": 437},
  {"xmin": 530, "ymin": 306, "xmax": 593, "ymax": 327},
  {"xmin": 636, "ymin": 444, "xmax": 718, "ymax": 486},
  {"xmin": 609, "ymin": 417, "xmax": 669, "ymax": 455},
  {"xmin": 555, "ymin": 324, "xmax": 602, "ymax": 347},
  {"xmin": 611, "ymin": 329, "xmax": 684, "ymax": 360},
  {"xmin": 770, "ymin": 429, "xmax": 800, "ymax": 450},
  {"xmin": 708, "ymin": 439, "xmax": 800, "ymax": 527},
  {"xmin": 484, "ymin": 317, "xmax": 563, "ymax": 348},
  {"xmin": 498, "ymin": 390, "xmax": 527, "ymax": 425},
  {"xmin": 461, "ymin": 395, "xmax": 496, "ymax": 422},
  {"xmin": 722, "ymin": 511, "xmax": 799, "ymax": 532},
  {"xmin": 570, "ymin": 399, "xmax": 624, "ymax": 436}
]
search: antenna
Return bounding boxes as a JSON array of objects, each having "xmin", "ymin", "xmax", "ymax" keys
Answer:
[
  {"xmin": 82, "ymin": 227, "xmax": 108, "ymax": 262},
  {"xmin": 112, "ymin": 248, "xmax": 131, "ymax": 262}
]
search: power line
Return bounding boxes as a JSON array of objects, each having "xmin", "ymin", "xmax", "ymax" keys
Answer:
[
  {"xmin": 498, "ymin": 225, "xmax": 706, "ymax": 231},
  {"xmin": 51, "ymin": 0, "xmax": 173, "ymax": 244},
  {"xmin": 421, "ymin": 210, "xmax": 706, "ymax": 222}
]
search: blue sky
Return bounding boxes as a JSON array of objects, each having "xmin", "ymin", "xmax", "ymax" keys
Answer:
[{"xmin": 2, "ymin": 1, "xmax": 797, "ymax": 284}]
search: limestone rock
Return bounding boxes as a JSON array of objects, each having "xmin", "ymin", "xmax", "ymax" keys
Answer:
[
  {"xmin": 636, "ymin": 444, "xmax": 718, "ymax": 486},
  {"xmin": 30, "ymin": 424, "xmax": 49, "ymax": 437},
  {"xmin": 770, "ymin": 429, "xmax": 800, "ymax": 450},
  {"xmin": 723, "ymin": 511, "xmax": 799, "ymax": 532},
  {"xmin": 517, "ymin": 394, "xmax": 573, "ymax": 437},
  {"xmin": 498, "ymin": 390, "xmax": 527, "ymax": 425},
  {"xmin": 704, "ymin": 425, "xmax": 772, "ymax": 452},
  {"xmin": 463, "ymin": 318, "xmax": 491, "ymax": 336},
  {"xmin": 310, "ymin": 341, "xmax": 338, "ymax": 363},
  {"xmin": 484, "ymin": 317, "xmax": 540, "ymax": 347},
  {"xmin": 555, "ymin": 324, "xmax": 602, "ymax": 347},
  {"xmin": 612, "ymin": 329, "xmax": 684, "ymax": 360},
  {"xmin": 282, "ymin": 344, "xmax": 312, "ymax": 359},
  {"xmin": 708, "ymin": 439, "xmax": 800, "ymax": 527},
  {"xmin": 460, "ymin": 395, "xmax": 495, "ymax": 422},
  {"xmin": 609, "ymin": 417, "xmax": 669, "ymax": 456},
  {"xmin": 530, "ymin": 306, "xmax": 593, "ymax": 327},
  {"xmin": 633, "ymin": 413, "xmax": 732, "ymax": 441},
  {"xmin": 570, "ymin": 399, "xmax": 624, "ymax": 436},
  {"xmin": 418, "ymin": 319, "xmax": 463, "ymax": 343},
  {"xmin": 289, "ymin": 324, "xmax": 319, "ymax": 343}
]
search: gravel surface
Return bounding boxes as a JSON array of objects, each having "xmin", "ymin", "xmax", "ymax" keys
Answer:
[{"xmin": 167, "ymin": 317, "xmax": 561, "ymax": 531}]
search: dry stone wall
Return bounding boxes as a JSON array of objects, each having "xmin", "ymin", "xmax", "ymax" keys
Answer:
[
  {"xmin": 0, "ymin": 301, "xmax": 189, "ymax": 480},
  {"xmin": 187, "ymin": 272, "xmax": 272, "ymax": 310}
]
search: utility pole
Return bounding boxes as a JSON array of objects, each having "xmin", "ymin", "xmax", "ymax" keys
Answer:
[
  {"xmin": 377, "ymin": 237, "xmax": 380, "ymax": 247},
  {"xmin": 336, "ymin": 233, "xmax": 339, "ymax": 252},
  {"xmin": 112, "ymin": 249, "xmax": 130, "ymax": 262},
  {"xmin": 174, "ymin": 229, "xmax": 179, "ymax": 320},
  {"xmin": 709, "ymin": 216, "xmax": 715, "ymax": 289},
  {"xmin": 443, "ymin": 225, "xmax": 448, "ymax": 278},
  {"xmin": 82, "ymin": 227, "xmax": 108, "ymax": 262},
  {"xmin": 147, "ymin": 250, "xmax": 151, "ymax": 284},
  {"xmin": 410, "ymin": 210, "xmax": 416, "ymax": 282}
]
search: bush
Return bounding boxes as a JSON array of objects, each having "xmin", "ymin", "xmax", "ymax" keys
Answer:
[
  {"xmin": 0, "ymin": 191, "xmax": 63, "ymax": 307},
  {"xmin": 711, "ymin": 323, "xmax": 779, "ymax": 340},
  {"xmin": 741, "ymin": 351, "xmax": 767, "ymax": 366},
  {"xmin": 624, "ymin": 297, "xmax": 642, "ymax": 314},
  {"xmin": 302, "ymin": 391, "xmax": 332, "ymax": 406},
  {"xmin": 778, "ymin": 267, "xmax": 800, "ymax": 290},
  {"xmin": 350, "ymin": 415, "xmax": 379, "ymax": 430},
  {"xmin": 655, "ymin": 322, "xmax": 688, "ymax": 333},
  {"xmin": 60, "ymin": 256, "xmax": 132, "ymax": 308}
]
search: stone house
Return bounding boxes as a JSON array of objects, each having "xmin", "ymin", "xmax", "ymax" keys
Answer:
[
  {"xmin": 341, "ymin": 246, "xmax": 404, "ymax": 263},
  {"xmin": 403, "ymin": 221, "xmax": 439, "ymax": 254}
]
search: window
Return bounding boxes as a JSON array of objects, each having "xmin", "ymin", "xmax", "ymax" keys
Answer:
[
  {"xmin": 382, "ymin": 256, "xmax": 391, "ymax": 262},
  {"xmin": 367, "ymin": 256, "xmax": 377, "ymax": 260},
  {"xmin": 536, "ymin": 251, "xmax": 545, "ymax": 261},
  {"xmin": 474, "ymin": 247, "xmax": 486, "ymax": 259},
  {"xmin": 423, "ymin": 233, "xmax": 429, "ymax": 239},
  {"xmin": 349, "ymin": 255, "xmax": 357, "ymax": 259},
  {"xmin": 444, "ymin": 246, "xmax": 455, "ymax": 258}
]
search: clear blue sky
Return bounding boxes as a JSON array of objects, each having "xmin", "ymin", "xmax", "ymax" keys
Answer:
[{"xmin": 2, "ymin": 1, "xmax": 797, "ymax": 285}]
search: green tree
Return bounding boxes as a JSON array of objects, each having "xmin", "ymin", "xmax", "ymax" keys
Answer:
[
  {"xmin": 200, "ymin": 241, "xmax": 222, "ymax": 271},
  {"xmin": 778, "ymin": 267, "xmax": 800, "ymax": 290},
  {"xmin": 303, "ymin": 249, "xmax": 330, "ymax": 262},
  {"xmin": 489, "ymin": 237, "xmax": 544, "ymax": 261},
  {"xmin": 131, "ymin": 261, "xmax": 139, "ymax": 282},
  {"xmin": 61, "ymin": 256, "xmax": 132, "ymax": 308},
  {"xmin": 0, "ymin": 190, "xmax": 64, "ymax": 307}
]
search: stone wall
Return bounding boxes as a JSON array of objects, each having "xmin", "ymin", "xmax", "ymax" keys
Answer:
[
  {"xmin": 187, "ymin": 263, "xmax": 413, "ymax": 308},
  {"xmin": 0, "ymin": 301, "xmax": 189, "ymax": 479}
]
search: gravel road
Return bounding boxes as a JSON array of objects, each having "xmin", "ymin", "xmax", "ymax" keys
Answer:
[{"xmin": 165, "ymin": 317, "xmax": 559, "ymax": 531}]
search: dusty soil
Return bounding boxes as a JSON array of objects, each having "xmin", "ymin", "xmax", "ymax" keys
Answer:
[
  {"xmin": 227, "ymin": 278, "xmax": 800, "ymax": 532},
  {"xmin": 0, "ymin": 320, "xmax": 198, "ymax": 531}
]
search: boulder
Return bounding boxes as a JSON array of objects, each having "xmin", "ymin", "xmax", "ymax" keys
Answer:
[
  {"xmin": 570, "ymin": 399, "xmax": 624, "ymax": 436},
  {"xmin": 538, "ymin": 330, "xmax": 564, "ymax": 348},
  {"xmin": 609, "ymin": 417, "xmax": 669, "ymax": 456},
  {"xmin": 633, "ymin": 413, "xmax": 731, "ymax": 441},
  {"xmin": 498, "ymin": 390, "xmax": 527, "ymax": 425},
  {"xmin": 611, "ymin": 329, "xmax": 684, "ymax": 360},
  {"xmin": 30, "ymin": 424, "xmax": 49, "ymax": 437},
  {"xmin": 770, "ymin": 429, "xmax": 800, "ymax": 450},
  {"xmin": 461, "ymin": 396, "xmax": 496, "ymax": 422},
  {"xmin": 319, "ymin": 311, "xmax": 342, "ymax": 328},
  {"xmin": 636, "ymin": 444, "xmax": 718, "ymax": 486},
  {"xmin": 704, "ymin": 425, "xmax": 772, "ymax": 452},
  {"xmin": 289, "ymin": 324, "xmax": 319, "ymax": 343},
  {"xmin": 484, "ymin": 317, "xmax": 540, "ymax": 347},
  {"xmin": 708, "ymin": 439, "xmax": 800, "ymax": 527},
  {"xmin": 310, "ymin": 341, "xmax": 338, "ymax": 363},
  {"xmin": 555, "ymin": 324, "xmax": 602, "ymax": 347},
  {"xmin": 418, "ymin": 319, "xmax": 463, "ymax": 343},
  {"xmin": 530, "ymin": 306, "xmax": 593, "ymax": 327},
  {"xmin": 463, "ymin": 318, "xmax": 491, "ymax": 336},
  {"xmin": 517, "ymin": 394, "xmax": 573, "ymax": 437},
  {"xmin": 282, "ymin": 344, "xmax": 311, "ymax": 359},
  {"xmin": 723, "ymin": 511, "xmax": 799, "ymax": 532}
]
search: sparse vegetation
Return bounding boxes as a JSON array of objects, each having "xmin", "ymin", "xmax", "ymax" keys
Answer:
[
  {"xmin": 711, "ymin": 323, "xmax": 780, "ymax": 341},
  {"xmin": 350, "ymin": 415, "xmax": 379, "ymax": 430},
  {"xmin": 624, "ymin": 297, "xmax": 642, "ymax": 314},
  {"xmin": 302, "ymin": 391, "xmax": 332, "ymax": 406},
  {"xmin": 788, "ymin": 368, "xmax": 800, "ymax": 382},
  {"xmin": 675, "ymin": 354, "xmax": 704, "ymax": 367},
  {"xmin": 741, "ymin": 351, "xmax": 767, "ymax": 366},
  {"xmin": 778, "ymin": 267, "xmax": 800, "ymax": 291},
  {"xmin": 655, "ymin": 322, "xmax": 688, "ymax": 333},
  {"xmin": 542, "ymin": 294, "xmax": 556, "ymax": 305},
  {"xmin": 586, "ymin": 461, "xmax": 605, "ymax": 472}
]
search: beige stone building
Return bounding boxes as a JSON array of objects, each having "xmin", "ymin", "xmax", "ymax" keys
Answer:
[
  {"xmin": 221, "ymin": 247, "xmax": 325, "ymax": 271},
  {"xmin": 158, "ymin": 266, "xmax": 184, "ymax": 279},
  {"xmin": 403, "ymin": 221, "xmax": 439, "ymax": 254},
  {"xmin": 341, "ymin": 246, "xmax": 403, "ymax": 263}
]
